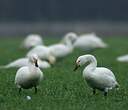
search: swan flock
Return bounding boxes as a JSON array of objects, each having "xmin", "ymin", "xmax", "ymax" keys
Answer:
[{"xmin": 0, "ymin": 32, "xmax": 121, "ymax": 97}]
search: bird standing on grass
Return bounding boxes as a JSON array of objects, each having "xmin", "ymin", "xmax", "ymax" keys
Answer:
[
  {"xmin": 74, "ymin": 54, "xmax": 119, "ymax": 96},
  {"xmin": 15, "ymin": 54, "xmax": 43, "ymax": 93}
]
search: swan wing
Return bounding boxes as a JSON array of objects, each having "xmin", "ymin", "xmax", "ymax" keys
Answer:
[
  {"xmin": 38, "ymin": 60, "xmax": 51, "ymax": 69},
  {"xmin": 90, "ymin": 68, "xmax": 117, "ymax": 89},
  {"xmin": 15, "ymin": 67, "xmax": 30, "ymax": 85},
  {"xmin": 27, "ymin": 46, "xmax": 49, "ymax": 59},
  {"xmin": 49, "ymin": 44, "xmax": 71, "ymax": 57},
  {"xmin": 6, "ymin": 58, "xmax": 28, "ymax": 68}
]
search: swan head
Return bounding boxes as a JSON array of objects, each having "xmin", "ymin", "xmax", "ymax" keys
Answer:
[
  {"xmin": 74, "ymin": 54, "xmax": 96, "ymax": 71},
  {"xmin": 62, "ymin": 32, "xmax": 77, "ymax": 44},
  {"xmin": 28, "ymin": 54, "xmax": 39, "ymax": 67}
]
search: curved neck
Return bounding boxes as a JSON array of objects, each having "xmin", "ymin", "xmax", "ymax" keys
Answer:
[
  {"xmin": 84, "ymin": 56, "xmax": 97, "ymax": 72},
  {"xmin": 64, "ymin": 39, "xmax": 73, "ymax": 49},
  {"xmin": 28, "ymin": 62, "xmax": 37, "ymax": 72}
]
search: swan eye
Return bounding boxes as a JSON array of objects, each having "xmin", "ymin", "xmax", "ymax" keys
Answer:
[{"xmin": 78, "ymin": 60, "xmax": 80, "ymax": 63}]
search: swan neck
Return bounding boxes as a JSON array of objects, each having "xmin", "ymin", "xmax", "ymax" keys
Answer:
[
  {"xmin": 28, "ymin": 62, "xmax": 37, "ymax": 71},
  {"xmin": 65, "ymin": 39, "xmax": 73, "ymax": 49},
  {"xmin": 84, "ymin": 56, "xmax": 97, "ymax": 72}
]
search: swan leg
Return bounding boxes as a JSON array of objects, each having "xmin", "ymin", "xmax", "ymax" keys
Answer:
[
  {"xmin": 93, "ymin": 89, "xmax": 96, "ymax": 95},
  {"xmin": 34, "ymin": 86, "xmax": 37, "ymax": 94},
  {"xmin": 19, "ymin": 88, "xmax": 22, "ymax": 94},
  {"xmin": 104, "ymin": 92, "xmax": 107, "ymax": 96},
  {"xmin": 104, "ymin": 88, "xmax": 108, "ymax": 96}
]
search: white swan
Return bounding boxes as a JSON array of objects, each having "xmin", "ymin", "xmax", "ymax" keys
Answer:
[
  {"xmin": 21, "ymin": 34, "xmax": 43, "ymax": 49},
  {"xmin": 0, "ymin": 57, "xmax": 50, "ymax": 69},
  {"xmin": 26, "ymin": 45, "xmax": 56, "ymax": 64},
  {"xmin": 48, "ymin": 35, "xmax": 74, "ymax": 58},
  {"xmin": 74, "ymin": 54, "xmax": 119, "ymax": 96},
  {"xmin": 63, "ymin": 32, "xmax": 108, "ymax": 51},
  {"xmin": 117, "ymin": 54, "xmax": 128, "ymax": 62},
  {"xmin": 15, "ymin": 54, "xmax": 43, "ymax": 93}
]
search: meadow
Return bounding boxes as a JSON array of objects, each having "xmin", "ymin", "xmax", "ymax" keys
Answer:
[{"xmin": 0, "ymin": 37, "xmax": 128, "ymax": 110}]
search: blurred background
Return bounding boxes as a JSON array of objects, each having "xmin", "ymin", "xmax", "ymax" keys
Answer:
[{"xmin": 0, "ymin": 0, "xmax": 128, "ymax": 37}]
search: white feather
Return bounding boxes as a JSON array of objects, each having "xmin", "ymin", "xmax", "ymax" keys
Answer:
[{"xmin": 75, "ymin": 54, "xmax": 119, "ymax": 94}]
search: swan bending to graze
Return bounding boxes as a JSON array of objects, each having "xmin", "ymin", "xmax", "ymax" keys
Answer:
[
  {"xmin": 74, "ymin": 54, "xmax": 119, "ymax": 96},
  {"xmin": 21, "ymin": 34, "xmax": 43, "ymax": 49},
  {"xmin": 15, "ymin": 54, "xmax": 43, "ymax": 93},
  {"xmin": 27, "ymin": 45, "xmax": 56, "ymax": 64},
  {"xmin": 48, "ymin": 34, "xmax": 74, "ymax": 58},
  {"xmin": 0, "ymin": 58, "xmax": 50, "ymax": 69},
  {"xmin": 63, "ymin": 32, "xmax": 108, "ymax": 51},
  {"xmin": 117, "ymin": 54, "xmax": 128, "ymax": 62}
]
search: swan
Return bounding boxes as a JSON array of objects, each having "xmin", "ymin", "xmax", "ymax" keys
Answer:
[
  {"xmin": 63, "ymin": 32, "xmax": 108, "ymax": 51},
  {"xmin": 48, "ymin": 38, "xmax": 74, "ymax": 59},
  {"xmin": 26, "ymin": 45, "xmax": 56, "ymax": 64},
  {"xmin": 15, "ymin": 54, "xmax": 43, "ymax": 93},
  {"xmin": 74, "ymin": 54, "xmax": 119, "ymax": 96},
  {"xmin": 0, "ymin": 57, "xmax": 50, "ymax": 69},
  {"xmin": 21, "ymin": 34, "xmax": 43, "ymax": 49},
  {"xmin": 117, "ymin": 54, "xmax": 128, "ymax": 62}
]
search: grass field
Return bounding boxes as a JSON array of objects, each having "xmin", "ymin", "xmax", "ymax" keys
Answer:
[{"xmin": 0, "ymin": 37, "xmax": 128, "ymax": 110}]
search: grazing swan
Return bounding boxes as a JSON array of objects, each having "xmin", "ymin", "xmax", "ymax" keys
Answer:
[
  {"xmin": 74, "ymin": 54, "xmax": 119, "ymax": 96},
  {"xmin": 48, "ymin": 35, "xmax": 74, "ymax": 58},
  {"xmin": 26, "ymin": 45, "xmax": 56, "ymax": 64},
  {"xmin": 117, "ymin": 54, "xmax": 128, "ymax": 62},
  {"xmin": 0, "ymin": 57, "xmax": 50, "ymax": 69},
  {"xmin": 21, "ymin": 34, "xmax": 43, "ymax": 49},
  {"xmin": 63, "ymin": 32, "xmax": 108, "ymax": 51},
  {"xmin": 15, "ymin": 54, "xmax": 43, "ymax": 93}
]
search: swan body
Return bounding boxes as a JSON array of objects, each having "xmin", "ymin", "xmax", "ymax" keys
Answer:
[
  {"xmin": 49, "ymin": 42, "xmax": 73, "ymax": 58},
  {"xmin": 48, "ymin": 33, "xmax": 74, "ymax": 58},
  {"xmin": 0, "ymin": 58, "xmax": 50, "ymax": 69},
  {"xmin": 49, "ymin": 44, "xmax": 72, "ymax": 58},
  {"xmin": 15, "ymin": 54, "xmax": 43, "ymax": 93},
  {"xmin": 74, "ymin": 33, "xmax": 108, "ymax": 50},
  {"xmin": 63, "ymin": 32, "xmax": 107, "ymax": 50},
  {"xmin": 74, "ymin": 54, "xmax": 119, "ymax": 96},
  {"xmin": 21, "ymin": 34, "xmax": 43, "ymax": 49},
  {"xmin": 27, "ymin": 45, "xmax": 56, "ymax": 64},
  {"xmin": 117, "ymin": 55, "xmax": 128, "ymax": 62}
]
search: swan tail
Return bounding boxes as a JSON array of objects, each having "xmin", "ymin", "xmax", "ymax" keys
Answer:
[
  {"xmin": 0, "ymin": 65, "xmax": 9, "ymax": 69},
  {"xmin": 99, "ymin": 42, "xmax": 108, "ymax": 48},
  {"xmin": 0, "ymin": 63, "xmax": 13, "ymax": 69},
  {"xmin": 115, "ymin": 82, "xmax": 120, "ymax": 90},
  {"xmin": 117, "ymin": 57, "xmax": 122, "ymax": 62}
]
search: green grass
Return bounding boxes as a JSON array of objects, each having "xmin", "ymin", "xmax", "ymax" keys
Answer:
[{"xmin": 0, "ymin": 37, "xmax": 128, "ymax": 110}]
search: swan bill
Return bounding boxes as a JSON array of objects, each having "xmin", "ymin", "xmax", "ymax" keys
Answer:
[
  {"xmin": 73, "ymin": 64, "xmax": 80, "ymax": 71},
  {"xmin": 35, "ymin": 60, "xmax": 38, "ymax": 67}
]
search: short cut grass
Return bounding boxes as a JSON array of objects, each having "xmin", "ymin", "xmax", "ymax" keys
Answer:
[{"xmin": 0, "ymin": 37, "xmax": 128, "ymax": 110}]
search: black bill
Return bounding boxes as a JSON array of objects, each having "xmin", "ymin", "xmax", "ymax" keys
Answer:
[
  {"xmin": 35, "ymin": 60, "xmax": 39, "ymax": 67},
  {"xmin": 73, "ymin": 64, "xmax": 80, "ymax": 71}
]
